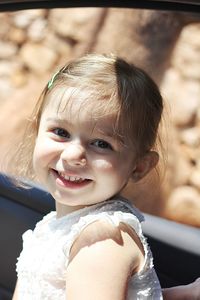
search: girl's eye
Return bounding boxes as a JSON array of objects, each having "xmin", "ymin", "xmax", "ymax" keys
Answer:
[
  {"xmin": 52, "ymin": 128, "xmax": 70, "ymax": 138},
  {"xmin": 92, "ymin": 140, "xmax": 113, "ymax": 150}
]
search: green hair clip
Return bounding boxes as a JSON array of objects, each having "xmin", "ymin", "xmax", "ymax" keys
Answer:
[{"xmin": 47, "ymin": 70, "xmax": 60, "ymax": 89}]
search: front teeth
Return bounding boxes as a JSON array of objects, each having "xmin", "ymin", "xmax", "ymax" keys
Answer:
[
  {"xmin": 68, "ymin": 176, "xmax": 83, "ymax": 182},
  {"xmin": 59, "ymin": 172, "xmax": 84, "ymax": 182}
]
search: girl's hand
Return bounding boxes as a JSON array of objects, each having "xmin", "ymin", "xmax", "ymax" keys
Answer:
[
  {"xmin": 163, "ymin": 278, "xmax": 200, "ymax": 300},
  {"xmin": 188, "ymin": 278, "xmax": 200, "ymax": 300}
]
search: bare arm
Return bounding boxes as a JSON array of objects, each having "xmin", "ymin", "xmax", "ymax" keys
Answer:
[
  {"xmin": 65, "ymin": 220, "xmax": 144, "ymax": 300},
  {"xmin": 162, "ymin": 278, "xmax": 200, "ymax": 300},
  {"xmin": 12, "ymin": 280, "xmax": 18, "ymax": 300}
]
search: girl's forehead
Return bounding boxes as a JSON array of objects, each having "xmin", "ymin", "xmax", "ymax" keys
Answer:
[{"xmin": 44, "ymin": 86, "xmax": 119, "ymax": 122}]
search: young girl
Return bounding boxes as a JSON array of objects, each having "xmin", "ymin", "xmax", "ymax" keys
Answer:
[{"xmin": 12, "ymin": 54, "xmax": 198, "ymax": 300}]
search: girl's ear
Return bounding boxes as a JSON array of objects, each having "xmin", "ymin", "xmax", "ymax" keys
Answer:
[{"xmin": 131, "ymin": 151, "xmax": 159, "ymax": 182}]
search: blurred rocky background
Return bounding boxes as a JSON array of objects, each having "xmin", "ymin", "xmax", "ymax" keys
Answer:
[{"xmin": 0, "ymin": 8, "xmax": 200, "ymax": 227}]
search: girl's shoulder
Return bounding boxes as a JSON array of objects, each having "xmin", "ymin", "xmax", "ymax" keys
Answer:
[
  {"xmin": 64, "ymin": 197, "xmax": 146, "ymax": 265},
  {"xmin": 69, "ymin": 216, "xmax": 144, "ymax": 265},
  {"xmin": 65, "ymin": 213, "xmax": 145, "ymax": 299}
]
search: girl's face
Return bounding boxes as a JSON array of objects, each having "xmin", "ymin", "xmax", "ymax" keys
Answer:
[{"xmin": 33, "ymin": 87, "xmax": 136, "ymax": 216}]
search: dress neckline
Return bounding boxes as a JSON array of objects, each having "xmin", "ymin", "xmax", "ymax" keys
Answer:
[{"xmin": 52, "ymin": 196, "xmax": 143, "ymax": 223}]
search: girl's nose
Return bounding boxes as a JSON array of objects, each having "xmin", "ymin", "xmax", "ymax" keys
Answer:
[{"xmin": 60, "ymin": 142, "xmax": 86, "ymax": 166}]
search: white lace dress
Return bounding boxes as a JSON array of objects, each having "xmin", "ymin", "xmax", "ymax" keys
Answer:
[{"xmin": 16, "ymin": 197, "xmax": 163, "ymax": 299}]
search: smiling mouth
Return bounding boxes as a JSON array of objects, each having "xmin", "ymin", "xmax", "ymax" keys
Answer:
[
  {"xmin": 58, "ymin": 172, "xmax": 89, "ymax": 183},
  {"xmin": 52, "ymin": 170, "xmax": 92, "ymax": 187}
]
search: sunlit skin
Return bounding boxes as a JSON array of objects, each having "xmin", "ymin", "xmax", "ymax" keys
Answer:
[{"xmin": 33, "ymin": 87, "xmax": 138, "ymax": 218}]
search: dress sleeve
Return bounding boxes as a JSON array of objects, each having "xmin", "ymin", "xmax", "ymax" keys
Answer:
[
  {"xmin": 63, "ymin": 210, "xmax": 150, "ymax": 273},
  {"xmin": 16, "ymin": 229, "xmax": 34, "ymax": 275}
]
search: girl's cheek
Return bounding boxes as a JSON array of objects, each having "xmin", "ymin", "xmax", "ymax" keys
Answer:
[
  {"xmin": 92, "ymin": 159, "xmax": 114, "ymax": 172},
  {"xmin": 33, "ymin": 139, "xmax": 59, "ymax": 166}
]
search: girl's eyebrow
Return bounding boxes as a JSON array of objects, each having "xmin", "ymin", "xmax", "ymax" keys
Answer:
[
  {"xmin": 97, "ymin": 128, "xmax": 125, "ymax": 144},
  {"xmin": 97, "ymin": 128, "xmax": 116, "ymax": 138},
  {"xmin": 46, "ymin": 117, "xmax": 71, "ymax": 125}
]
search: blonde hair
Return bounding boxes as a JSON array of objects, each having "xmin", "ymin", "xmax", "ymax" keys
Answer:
[{"xmin": 13, "ymin": 53, "xmax": 163, "ymax": 182}]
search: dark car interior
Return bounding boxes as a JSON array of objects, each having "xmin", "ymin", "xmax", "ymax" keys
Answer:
[
  {"xmin": 1, "ymin": 174, "xmax": 200, "ymax": 299},
  {"xmin": 0, "ymin": 1, "xmax": 200, "ymax": 300}
]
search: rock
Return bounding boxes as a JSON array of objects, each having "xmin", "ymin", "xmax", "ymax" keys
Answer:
[
  {"xmin": 180, "ymin": 144, "xmax": 199, "ymax": 166},
  {"xmin": 0, "ymin": 77, "xmax": 47, "ymax": 175},
  {"xmin": 172, "ymin": 24, "xmax": 200, "ymax": 79},
  {"xmin": 0, "ymin": 14, "xmax": 11, "ymax": 38},
  {"xmin": 0, "ymin": 60, "xmax": 28, "ymax": 88},
  {"xmin": 168, "ymin": 148, "xmax": 192, "ymax": 186},
  {"xmin": 0, "ymin": 60, "xmax": 22, "ymax": 77},
  {"xmin": 166, "ymin": 186, "xmax": 200, "ymax": 227},
  {"xmin": 161, "ymin": 68, "xmax": 180, "ymax": 97},
  {"xmin": 180, "ymin": 23, "xmax": 200, "ymax": 49},
  {"xmin": 0, "ymin": 78, "xmax": 13, "ymax": 102},
  {"xmin": 180, "ymin": 127, "xmax": 200, "ymax": 147},
  {"xmin": 196, "ymin": 104, "xmax": 200, "ymax": 123},
  {"xmin": 44, "ymin": 32, "xmax": 72, "ymax": 57},
  {"xmin": 173, "ymin": 44, "xmax": 200, "ymax": 80},
  {"xmin": 20, "ymin": 43, "xmax": 58, "ymax": 74},
  {"xmin": 8, "ymin": 27, "xmax": 27, "ymax": 45},
  {"xmin": 12, "ymin": 9, "xmax": 47, "ymax": 28},
  {"xmin": 189, "ymin": 169, "xmax": 200, "ymax": 191},
  {"xmin": 11, "ymin": 69, "xmax": 29, "ymax": 88},
  {"xmin": 49, "ymin": 8, "xmax": 101, "ymax": 42},
  {"xmin": 163, "ymin": 76, "xmax": 200, "ymax": 127},
  {"xmin": 27, "ymin": 18, "xmax": 47, "ymax": 42},
  {"xmin": 0, "ymin": 41, "xmax": 18, "ymax": 59},
  {"xmin": 196, "ymin": 160, "xmax": 200, "ymax": 170}
]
